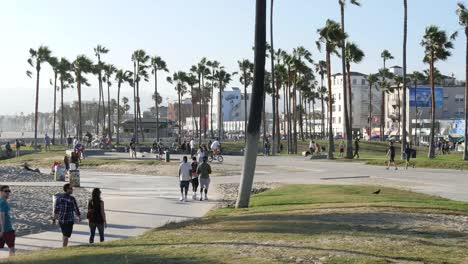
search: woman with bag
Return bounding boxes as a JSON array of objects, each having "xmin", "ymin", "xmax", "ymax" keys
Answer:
[{"xmin": 87, "ymin": 188, "xmax": 107, "ymax": 243}]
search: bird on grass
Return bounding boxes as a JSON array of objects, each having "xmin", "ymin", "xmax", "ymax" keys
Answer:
[{"xmin": 372, "ymin": 189, "xmax": 381, "ymax": 195}]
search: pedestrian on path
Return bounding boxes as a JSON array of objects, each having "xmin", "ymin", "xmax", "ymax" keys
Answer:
[
  {"xmin": 0, "ymin": 185, "xmax": 15, "ymax": 257},
  {"xmin": 45, "ymin": 134, "xmax": 51, "ymax": 151},
  {"xmin": 191, "ymin": 157, "xmax": 199, "ymax": 200},
  {"xmin": 386, "ymin": 141, "xmax": 398, "ymax": 170},
  {"xmin": 404, "ymin": 143, "xmax": 414, "ymax": 170},
  {"xmin": 197, "ymin": 156, "xmax": 212, "ymax": 201},
  {"xmin": 178, "ymin": 156, "xmax": 192, "ymax": 202},
  {"xmin": 339, "ymin": 141, "xmax": 344, "ymax": 158},
  {"xmin": 53, "ymin": 183, "xmax": 81, "ymax": 247},
  {"xmin": 353, "ymin": 139, "xmax": 360, "ymax": 159},
  {"xmin": 87, "ymin": 188, "xmax": 107, "ymax": 244},
  {"xmin": 15, "ymin": 140, "xmax": 20, "ymax": 158}
]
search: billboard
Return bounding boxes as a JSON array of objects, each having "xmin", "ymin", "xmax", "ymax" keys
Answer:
[{"xmin": 409, "ymin": 87, "xmax": 443, "ymax": 109}]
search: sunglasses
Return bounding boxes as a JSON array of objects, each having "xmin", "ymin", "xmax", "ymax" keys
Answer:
[{"xmin": 2, "ymin": 190, "xmax": 11, "ymax": 193}]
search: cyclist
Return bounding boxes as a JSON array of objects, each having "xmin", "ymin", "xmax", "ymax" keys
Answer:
[{"xmin": 210, "ymin": 138, "xmax": 221, "ymax": 157}]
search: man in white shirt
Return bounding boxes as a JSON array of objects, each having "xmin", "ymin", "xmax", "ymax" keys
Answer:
[
  {"xmin": 210, "ymin": 138, "xmax": 221, "ymax": 155},
  {"xmin": 178, "ymin": 156, "xmax": 192, "ymax": 202},
  {"xmin": 189, "ymin": 138, "xmax": 195, "ymax": 157}
]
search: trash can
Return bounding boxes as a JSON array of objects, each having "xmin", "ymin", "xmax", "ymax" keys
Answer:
[
  {"xmin": 164, "ymin": 151, "xmax": 170, "ymax": 162},
  {"xmin": 68, "ymin": 170, "xmax": 80, "ymax": 187}
]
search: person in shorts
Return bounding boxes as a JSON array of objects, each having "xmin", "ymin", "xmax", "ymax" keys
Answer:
[
  {"xmin": 197, "ymin": 156, "xmax": 212, "ymax": 201},
  {"xmin": 53, "ymin": 183, "xmax": 81, "ymax": 247},
  {"xmin": 339, "ymin": 141, "xmax": 344, "ymax": 157},
  {"xmin": 178, "ymin": 156, "xmax": 192, "ymax": 202},
  {"xmin": 191, "ymin": 157, "xmax": 199, "ymax": 200},
  {"xmin": 210, "ymin": 138, "xmax": 221, "ymax": 156},
  {"xmin": 386, "ymin": 141, "xmax": 398, "ymax": 170},
  {"xmin": 0, "ymin": 185, "xmax": 15, "ymax": 257}
]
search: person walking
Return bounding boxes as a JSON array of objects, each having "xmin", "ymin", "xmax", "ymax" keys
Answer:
[
  {"xmin": 14, "ymin": 140, "xmax": 20, "ymax": 158},
  {"xmin": 264, "ymin": 138, "xmax": 270, "ymax": 156},
  {"xmin": 191, "ymin": 157, "xmax": 199, "ymax": 200},
  {"xmin": 0, "ymin": 185, "xmax": 15, "ymax": 257},
  {"xmin": 309, "ymin": 140, "xmax": 316, "ymax": 156},
  {"xmin": 87, "ymin": 188, "xmax": 107, "ymax": 244},
  {"xmin": 386, "ymin": 141, "xmax": 398, "ymax": 170},
  {"xmin": 67, "ymin": 135, "xmax": 73, "ymax": 149},
  {"xmin": 53, "ymin": 183, "xmax": 81, "ymax": 247},
  {"xmin": 44, "ymin": 134, "xmax": 51, "ymax": 151},
  {"xmin": 178, "ymin": 156, "xmax": 192, "ymax": 202},
  {"xmin": 353, "ymin": 139, "xmax": 360, "ymax": 159},
  {"xmin": 129, "ymin": 140, "xmax": 136, "ymax": 159},
  {"xmin": 339, "ymin": 141, "xmax": 344, "ymax": 158},
  {"xmin": 197, "ymin": 156, "xmax": 212, "ymax": 201},
  {"xmin": 197, "ymin": 146, "xmax": 205, "ymax": 163},
  {"xmin": 189, "ymin": 138, "xmax": 195, "ymax": 157},
  {"xmin": 404, "ymin": 143, "xmax": 414, "ymax": 170}
]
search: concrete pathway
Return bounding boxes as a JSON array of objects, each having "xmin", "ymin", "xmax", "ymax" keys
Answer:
[{"xmin": 0, "ymin": 171, "xmax": 220, "ymax": 258}]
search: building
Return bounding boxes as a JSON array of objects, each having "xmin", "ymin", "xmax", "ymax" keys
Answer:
[
  {"xmin": 329, "ymin": 72, "xmax": 382, "ymax": 137},
  {"xmin": 209, "ymin": 87, "xmax": 251, "ymax": 132},
  {"xmin": 118, "ymin": 118, "xmax": 174, "ymax": 139}
]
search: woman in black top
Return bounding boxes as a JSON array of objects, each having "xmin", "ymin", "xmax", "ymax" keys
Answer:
[{"xmin": 87, "ymin": 188, "xmax": 107, "ymax": 243}]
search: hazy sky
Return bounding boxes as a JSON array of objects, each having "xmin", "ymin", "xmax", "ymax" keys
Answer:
[{"xmin": 0, "ymin": 0, "xmax": 466, "ymax": 115}]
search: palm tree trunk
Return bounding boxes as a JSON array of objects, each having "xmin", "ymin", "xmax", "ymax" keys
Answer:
[
  {"xmin": 464, "ymin": 27, "xmax": 468, "ymax": 160},
  {"xmin": 218, "ymin": 84, "xmax": 223, "ymax": 140},
  {"xmin": 368, "ymin": 83, "xmax": 372, "ymax": 138},
  {"xmin": 77, "ymin": 77, "xmax": 83, "ymax": 140},
  {"xmin": 101, "ymin": 81, "xmax": 106, "ymax": 132},
  {"xmin": 275, "ymin": 82, "xmax": 280, "ymax": 153},
  {"xmin": 178, "ymin": 92, "xmax": 182, "ymax": 144},
  {"xmin": 133, "ymin": 63, "xmax": 138, "ymax": 142},
  {"xmin": 270, "ymin": 0, "xmax": 276, "ymax": 155},
  {"xmin": 326, "ymin": 47, "xmax": 334, "ymax": 159},
  {"xmin": 293, "ymin": 84, "xmax": 297, "ymax": 154},
  {"xmin": 287, "ymin": 84, "xmax": 292, "ymax": 153},
  {"xmin": 346, "ymin": 63, "xmax": 353, "ymax": 144},
  {"xmin": 428, "ymin": 56, "xmax": 436, "ymax": 159},
  {"xmin": 262, "ymin": 92, "xmax": 267, "ymax": 142},
  {"xmin": 107, "ymin": 81, "xmax": 112, "ymax": 140},
  {"xmin": 340, "ymin": 3, "xmax": 351, "ymax": 159},
  {"xmin": 52, "ymin": 72, "xmax": 57, "ymax": 144},
  {"xmin": 414, "ymin": 80, "xmax": 418, "ymax": 146},
  {"xmin": 210, "ymin": 79, "xmax": 214, "ymax": 138},
  {"xmin": 117, "ymin": 83, "xmax": 121, "ymax": 145},
  {"xmin": 34, "ymin": 68, "xmax": 40, "ymax": 149},
  {"xmin": 154, "ymin": 70, "xmax": 160, "ymax": 141},
  {"xmin": 60, "ymin": 80, "xmax": 64, "ymax": 144},
  {"xmin": 401, "ymin": 0, "xmax": 408, "ymax": 152},
  {"xmin": 244, "ymin": 81, "xmax": 248, "ymax": 143},
  {"xmin": 97, "ymin": 74, "xmax": 101, "ymax": 136},
  {"xmin": 136, "ymin": 80, "xmax": 145, "ymax": 142},
  {"xmin": 380, "ymin": 91, "xmax": 385, "ymax": 142},
  {"xmin": 236, "ymin": 0, "xmax": 266, "ymax": 208},
  {"xmin": 299, "ymin": 91, "xmax": 304, "ymax": 142},
  {"xmin": 312, "ymin": 98, "xmax": 316, "ymax": 137},
  {"xmin": 199, "ymin": 74, "xmax": 203, "ymax": 144},
  {"xmin": 397, "ymin": 88, "xmax": 401, "ymax": 136}
]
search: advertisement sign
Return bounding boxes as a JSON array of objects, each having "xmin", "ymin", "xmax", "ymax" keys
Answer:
[{"xmin": 409, "ymin": 87, "xmax": 443, "ymax": 109}]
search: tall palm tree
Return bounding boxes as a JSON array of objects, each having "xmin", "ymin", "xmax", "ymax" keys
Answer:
[
  {"xmin": 150, "ymin": 56, "xmax": 169, "ymax": 141},
  {"xmin": 315, "ymin": 60, "xmax": 327, "ymax": 138},
  {"xmin": 394, "ymin": 75, "xmax": 403, "ymax": 136},
  {"xmin": 186, "ymin": 70, "xmax": 199, "ymax": 136},
  {"xmin": 457, "ymin": 3, "xmax": 468, "ymax": 160},
  {"xmin": 402, "ymin": 0, "xmax": 409, "ymax": 151},
  {"xmin": 57, "ymin": 58, "xmax": 73, "ymax": 144},
  {"xmin": 236, "ymin": 0, "xmax": 267, "ymax": 208},
  {"xmin": 339, "ymin": 0, "xmax": 360, "ymax": 158},
  {"xmin": 206, "ymin": 60, "xmax": 220, "ymax": 138},
  {"xmin": 103, "ymin": 64, "xmax": 116, "ymax": 140},
  {"xmin": 167, "ymin": 71, "xmax": 188, "ymax": 144},
  {"xmin": 48, "ymin": 56, "xmax": 59, "ymax": 144},
  {"xmin": 72, "ymin": 55, "xmax": 93, "ymax": 140},
  {"xmin": 191, "ymin": 58, "xmax": 210, "ymax": 142},
  {"xmin": 26, "ymin": 46, "xmax": 51, "ymax": 148},
  {"xmin": 317, "ymin": 19, "xmax": 347, "ymax": 159},
  {"xmin": 366, "ymin": 74, "xmax": 379, "ymax": 137},
  {"xmin": 344, "ymin": 41, "xmax": 364, "ymax": 158},
  {"xmin": 421, "ymin": 25, "xmax": 455, "ymax": 158},
  {"xmin": 270, "ymin": 0, "xmax": 277, "ymax": 155},
  {"xmin": 131, "ymin": 49, "xmax": 150, "ymax": 142},
  {"xmin": 115, "ymin": 69, "xmax": 133, "ymax": 144},
  {"xmin": 409, "ymin": 71, "xmax": 425, "ymax": 145},
  {"xmin": 238, "ymin": 59, "xmax": 254, "ymax": 142},
  {"xmin": 380, "ymin": 49, "xmax": 394, "ymax": 140},
  {"xmin": 214, "ymin": 68, "xmax": 234, "ymax": 140},
  {"xmin": 94, "ymin": 45, "xmax": 109, "ymax": 136}
]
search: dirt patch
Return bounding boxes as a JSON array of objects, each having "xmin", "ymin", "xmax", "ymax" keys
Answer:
[{"xmin": 214, "ymin": 182, "xmax": 284, "ymax": 208}]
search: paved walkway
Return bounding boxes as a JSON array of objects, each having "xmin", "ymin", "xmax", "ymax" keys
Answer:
[{"xmin": 0, "ymin": 171, "xmax": 220, "ymax": 258}]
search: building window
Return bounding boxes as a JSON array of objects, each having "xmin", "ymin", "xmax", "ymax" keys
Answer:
[
  {"xmin": 339, "ymin": 105, "xmax": 341, "ymax": 112},
  {"xmin": 352, "ymin": 79, "xmax": 357, "ymax": 85},
  {"xmin": 339, "ymin": 117, "xmax": 341, "ymax": 123},
  {"xmin": 455, "ymin": 95, "xmax": 464, "ymax": 103},
  {"xmin": 333, "ymin": 105, "xmax": 336, "ymax": 112},
  {"xmin": 339, "ymin": 93, "xmax": 341, "ymax": 100},
  {"xmin": 332, "ymin": 117, "xmax": 336, "ymax": 124},
  {"xmin": 361, "ymin": 79, "xmax": 366, "ymax": 85}
]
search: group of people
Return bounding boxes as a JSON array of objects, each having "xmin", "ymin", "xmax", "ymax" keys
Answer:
[
  {"xmin": 178, "ymin": 156, "xmax": 212, "ymax": 202},
  {"xmin": 437, "ymin": 139, "xmax": 455, "ymax": 155},
  {"xmin": 308, "ymin": 140, "xmax": 325, "ymax": 156},
  {"xmin": 0, "ymin": 184, "xmax": 107, "ymax": 257},
  {"xmin": 0, "ymin": 140, "xmax": 21, "ymax": 158}
]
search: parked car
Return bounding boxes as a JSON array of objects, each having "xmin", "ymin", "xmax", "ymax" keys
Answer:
[{"xmin": 334, "ymin": 135, "xmax": 343, "ymax": 140}]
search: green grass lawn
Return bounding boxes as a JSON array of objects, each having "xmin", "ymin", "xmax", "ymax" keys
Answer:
[{"xmin": 6, "ymin": 185, "xmax": 468, "ymax": 264}]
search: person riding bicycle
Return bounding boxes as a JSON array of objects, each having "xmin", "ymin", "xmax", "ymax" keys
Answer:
[{"xmin": 210, "ymin": 138, "xmax": 221, "ymax": 157}]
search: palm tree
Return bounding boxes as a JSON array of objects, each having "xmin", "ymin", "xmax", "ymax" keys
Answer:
[
  {"xmin": 270, "ymin": 0, "xmax": 277, "ymax": 155},
  {"xmin": 131, "ymin": 49, "xmax": 150, "ymax": 142},
  {"xmin": 26, "ymin": 46, "xmax": 51, "ymax": 148},
  {"xmin": 115, "ymin": 69, "xmax": 133, "ymax": 144},
  {"xmin": 186, "ymin": 70, "xmax": 199, "ymax": 136},
  {"xmin": 238, "ymin": 59, "xmax": 254, "ymax": 142},
  {"xmin": 315, "ymin": 60, "xmax": 327, "ymax": 138},
  {"xmin": 366, "ymin": 74, "xmax": 379, "ymax": 138},
  {"xmin": 206, "ymin": 60, "xmax": 220, "ymax": 138},
  {"xmin": 167, "ymin": 71, "xmax": 188, "ymax": 144},
  {"xmin": 317, "ymin": 19, "xmax": 347, "ymax": 159},
  {"xmin": 339, "ymin": 0, "xmax": 360, "ymax": 158},
  {"xmin": 191, "ymin": 58, "xmax": 210, "ymax": 142},
  {"xmin": 421, "ymin": 25, "xmax": 455, "ymax": 158},
  {"xmin": 214, "ymin": 68, "xmax": 234, "ymax": 140},
  {"xmin": 457, "ymin": 3, "xmax": 468, "ymax": 160},
  {"xmin": 236, "ymin": 0, "xmax": 267, "ymax": 208},
  {"xmin": 150, "ymin": 56, "xmax": 169, "ymax": 141},
  {"xmin": 394, "ymin": 75, "xmax": 403, "ymax": 136},
  {"xmin": 57, "ymin": 58, "xmax": 73, "ymax": 144},
  {"xmin": 380, "ymin": 49, "xmax": 394, "ymax": 140},
  {"xmin": 103, "ymin": 64, "xmax": 116, "ymax": 140},
  {"xmin": 402, "ymin": 0, "xmax": 409, "ymax": 152},
  {"xmin": 94, "ymin": 45, "xmax": 109, "ymax": 136},
  {"xmin": 344, "ymin": 41, "xmax": 364, "ymax": 158},
  {"xmin": 409, "ymin": 71, "xmax": 425, "ymax": 145},
  {"xmin": 72, "ymin": 55, "xmax": 93, "ymax": 140},
  {"xmin": 48, "ymin": 56, "xmax": 59, "ymax": 144}
]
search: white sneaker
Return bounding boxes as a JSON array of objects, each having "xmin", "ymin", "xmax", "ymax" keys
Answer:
[
  {"xmin": 192, "ymin": 193, "xmax": 197, "ymax": 200},
  {"xmin": 179, "ymin": 196, "xmax": 184, "ymax": 201}
]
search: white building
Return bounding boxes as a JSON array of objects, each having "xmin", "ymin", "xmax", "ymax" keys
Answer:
[
  {"xmin": 209, "ymin": 87, "xmax": 251, "ymax": 132},
  {"xmin": 329, "ymin": 72, "xmax": 382, "ymax": 137}
]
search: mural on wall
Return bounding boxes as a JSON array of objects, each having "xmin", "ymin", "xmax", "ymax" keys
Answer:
[{"xmin": 409, "ymin": 87, "xmax": 443, "ymax": 109}]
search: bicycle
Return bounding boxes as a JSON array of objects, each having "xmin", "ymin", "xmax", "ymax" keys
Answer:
[{"xmin": 208, "ymin": 152, "xmax": 224, "ymax": 163}]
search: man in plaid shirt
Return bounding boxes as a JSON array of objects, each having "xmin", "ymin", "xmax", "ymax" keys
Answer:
[{"xmin": 53, "ymin": 183, "xmax": 81, "ymax": 247}]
